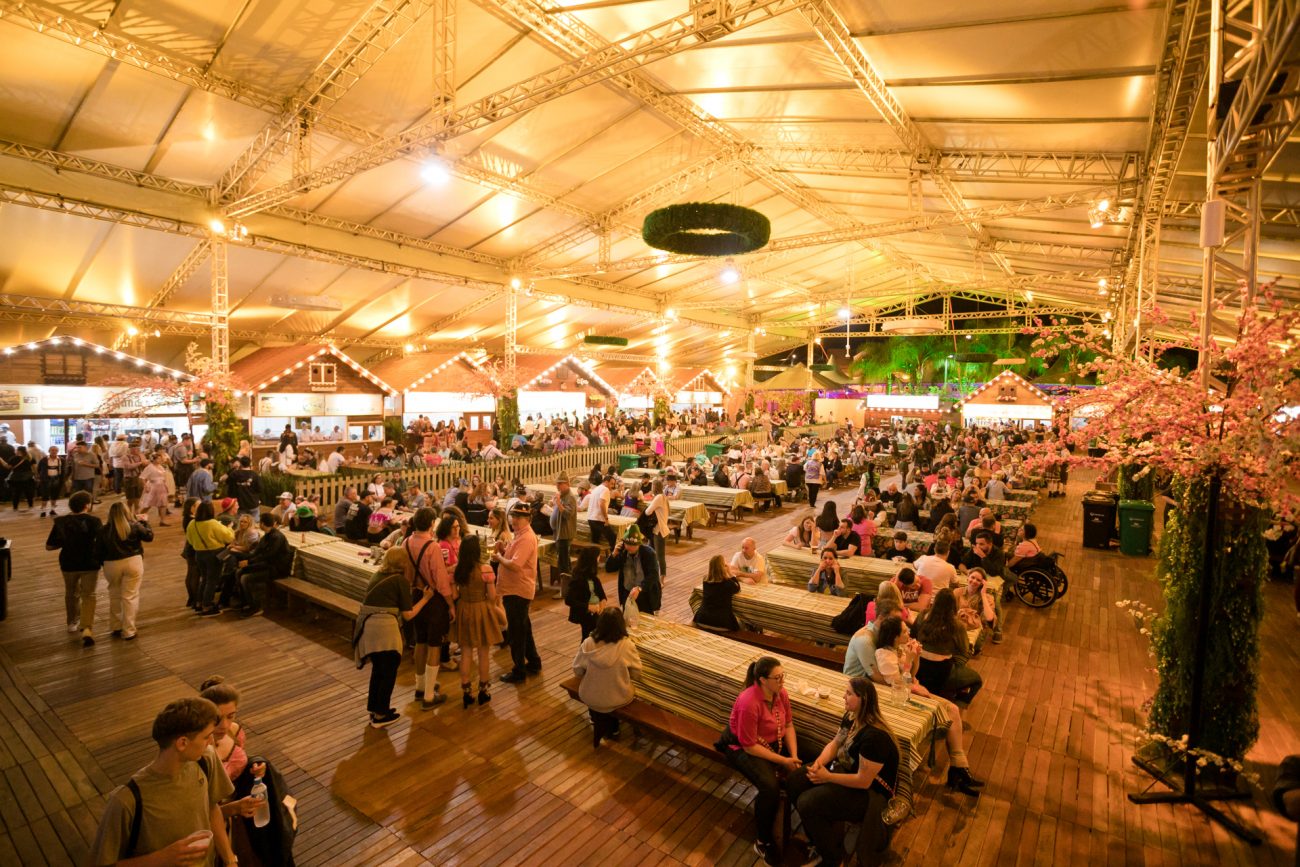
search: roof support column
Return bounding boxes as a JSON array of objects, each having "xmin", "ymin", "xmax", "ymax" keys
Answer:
[
  {"xmin": 805, "ymin": 331, "xmax": 814, "ymax": 390},
  {"xmin": 505, "ymin": 281, "xmax": 518, "ymax": 385},
  {"xmin": 211, "ymin": 237, "xmax": 230, "ymax": 373}
]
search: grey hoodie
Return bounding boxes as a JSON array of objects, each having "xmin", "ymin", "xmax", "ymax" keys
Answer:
[{"xmin": 572, "ymin": 637, "xmax": 642, "ymax": 713}]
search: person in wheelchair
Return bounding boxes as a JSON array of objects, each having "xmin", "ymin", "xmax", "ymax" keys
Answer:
[{"xmin": 1008, "ymin": 523, "xmax": 1043, "ymax": 572}]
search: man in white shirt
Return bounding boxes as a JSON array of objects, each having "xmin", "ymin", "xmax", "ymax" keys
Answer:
[
  {"xmin": 325, "ymin": 446, "xmax": 346, "ymax": 473},
  {"xmin": 480, "ymin": 440, "xmax": 506, "ymax": 461},
  {"xmin": 729, "ymin": 537, "xmax": 768, "ymax": 584},
  {"xmin": 914, "ymin": 538, "xmax": 958, "ymax": 590},
  {"xmin": 586, "ymin": 475, "xmax": 615, "ymax": 547}
]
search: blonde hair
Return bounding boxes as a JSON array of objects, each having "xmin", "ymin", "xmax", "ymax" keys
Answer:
[
  {"xmin": 874, "ymin": 581, "xmax": 905, "ymax": 621},
  {"xmin": 706, "ymin": 555, "xmax": 730, "ymax": 583},
  {"xmin": 108, "ymin": 501, "xmax": 132, "ymax": 541}
]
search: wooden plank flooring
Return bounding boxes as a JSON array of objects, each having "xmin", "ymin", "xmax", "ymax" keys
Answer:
[{"xmin": 0, "ymin": 471, "xmax": 1296, "ymax": 866}]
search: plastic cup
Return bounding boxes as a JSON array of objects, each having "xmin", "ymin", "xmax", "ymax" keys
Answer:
[{"xmin": 188, "ymin": 830, "xmax": 213, "ymax": 851}]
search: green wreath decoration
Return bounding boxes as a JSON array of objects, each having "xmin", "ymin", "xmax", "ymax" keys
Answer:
[{"xmin": 642, "ymin": 202, "xmax": 771, "ymax": 256}]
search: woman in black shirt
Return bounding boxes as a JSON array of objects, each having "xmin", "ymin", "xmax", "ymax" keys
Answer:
[
  {"xmin": 5, "ymin": 445, "xmax": 36, "ymax": 510},
  {"xmin": 693, "ymin": 555, "xmax": 740, "ymax": 631},
  {"xmin": 786, "ymin": 677, "xmax": 900, "ymax": 866}
]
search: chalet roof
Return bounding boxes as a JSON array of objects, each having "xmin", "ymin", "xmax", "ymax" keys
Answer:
[
  {"xmin": 597, "ymin": 366, "xmax": 664, "ymax": 394},
  {"xmin": 367, "ymin": 352, "xmax": 493, "ymax": 394},
  {"xmin": 231, "ymin": 345, "xmax": 398, "ymax": 394},
  {"xmin": 516, "ymin": 355, "xmax": 616, "ymax": 398},
  {"xmin": 674, "ymin": 368, "xmax": 732, "ymax": 395},
  {"xmin": 754, "ymin": 364, "xmax": 839, "ymax": 391},
  {"xmin": 957, "ymin": 369, "xmax": 1054, "ymax": 408},
  {"xmin": 0, "ymin": 336, "xmax": 190, "ymax": 380}
]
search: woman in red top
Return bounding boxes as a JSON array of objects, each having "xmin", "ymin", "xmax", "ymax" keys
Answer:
[{"xmin": 723, "ymin": 656, "xmax": 805, "ymax": 866}]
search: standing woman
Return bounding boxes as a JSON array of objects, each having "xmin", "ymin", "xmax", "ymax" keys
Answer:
[
  {"xmin": 6, "ymin": 445, "xmax": 36, "ymax": 511},
  {"xmin": 786, "ymin": 677, "xmax": 900, "ymax": 867},
  {"xmin": 355, "ymin": 546, "xmax": 428, "ymax": 728},
  {"xmin": 804, "ymin": 450, "xmax": 824, "ymax": 509},
  {"xmin": 573, "ymin": 607, "xmax": 642, "ymax": 748},
  {"xmin": 180, "ymin": 496, "xmax": 202, "ymax": 609},
  {"xmin": 36, "ymin": 444, "xmax": 66, "ymax": 517},
  {"xmin": 187, "ymin": 500, "xmax": 235, "ymax": 616},
  {"xmin": 721, "ymin": 656, "xmax": 803, "ymax": 867},
  {"xmin": 137, "ymin": 452, "xmax": 172, "ymax": 525},
  {"xmin": 563, "ymin": 546, "xmax": 606, "ymax": 641},
  {"xmin": 95, "ymin": 502, "xmax": 154, "ymax": 640},
  {"xmin": 453, "ymin": 534, "xmax": 503, "ymax": 708},
  {"xmin": 644, "ymin": 480, "xmax": 671, "ymax": 577}
]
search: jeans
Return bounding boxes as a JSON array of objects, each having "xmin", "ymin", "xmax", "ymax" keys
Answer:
[
  {"xmin": 366, "ymin": 650, "xmax": 400, "ymax": 715},
  {"xmin": 806, "ymin": 483, "xmax": 821, "ymax": 509},
  {"xmin": 943, "ymin": 661, "xmax": 984, "ymax": 704},
  {"xmin": 102, "ymin": 556, "xmax": 143, "ymax": 636},
  {"xmin": 554, "ymin": 537, "xmax": 572, "ymax": 577},
  {"xmin": 62, "ymin": 570, "xmax": 99, "ymax": 628},
  {"xmin": 808, "ymin": 576, "xmax": 843, "ymax": 596},
  {"xmin": 71, "ymin": 478, "xmax": 95, "ymax": 497},
  {"xmin": 786, "ymin": 771, "xmax": 873, "ymax": 864},
  {"xmin": 502, "ymin": 594, "xmax": 540, "ymax": 674},
  {"xmin": 238, "ymin": 564, "xmax": 277, "ymax": 611},
  {"xmin": 652, "ymin": 534, "xmax": 666, "ymax": 577},
  {"xmin": 195, "ymin": 549, "xmax": 224, "ymax": 607}
]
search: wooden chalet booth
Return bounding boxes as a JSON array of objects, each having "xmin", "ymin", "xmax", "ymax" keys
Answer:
[
  {"xmin": 516, "ymin": 355, "xmax": 617, "ymax": 422},
  {"xmin": 671, "ymin": 368, "xmax": 731, "ymax": 414},
  {"xmin": 369, "ymin": 352, "xmax": 497, "ymax": 448},
  {"xmin": 857, "ymin": 393, "xmax": 946, "ymax": 426},
  {"xmin": 958, "ymin": 369, "xmax": 1056, "ymax": 429},
  {"xmin": 599, "ymin": 366, "xmax": 665, "ymax": 415},
  {"xmin": 233, "ymin": 345, "xmax": 398, "ymax": 458},
  {"xmin": 0, "ymin": 337, "xmax": 194, "ymax": 447}
]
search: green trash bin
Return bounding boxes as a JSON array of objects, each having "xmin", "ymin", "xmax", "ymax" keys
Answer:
[
  {"xmin": 1118, "ymin": 500, "xmax": 1155, "ymax": 555},
  {"xmin": 617, "ymin": 454, "xmax": 641, "ymax": 472},
  {"xmin": 704, "ymin": 443, "xmax": 726, "ymax": 460}
]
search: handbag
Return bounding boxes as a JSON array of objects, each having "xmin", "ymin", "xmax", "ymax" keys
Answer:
[{"xmin": 874, "ymin": 772, "xmax": 910, "ymax": 826}]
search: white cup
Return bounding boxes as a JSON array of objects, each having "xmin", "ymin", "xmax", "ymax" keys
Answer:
[{"xmin": 188, "ymin": 830, "xmax": 213, "ymax": 851}]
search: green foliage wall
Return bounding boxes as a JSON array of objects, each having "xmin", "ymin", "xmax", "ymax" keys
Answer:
[
  {"xmin": 653, "ymin": 395, "xmax": 669, "ymax": 427},
  {"xmin": 497, "ymin": 392, "xmax": 520, "ymax": 442},
  {"xmin": 1148, "ymin": 476, "xmax": 1266, "ymax": 762},
  {"xmin": 204, "ymin": 397, "xmax": 244, "ymax": 473},
  {"xmin": 383, "ymin": 416, "xmax": 405, "ymax": 445}
]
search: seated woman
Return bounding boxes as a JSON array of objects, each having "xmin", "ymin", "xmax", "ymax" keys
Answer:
[
  {"xmin": 367, "ymin": 498, "xmax": 398, "ymax": 544},
  {"xmin": 894, "ymin": 492, "xmax": 921, "ymax": 531},
  {"xmin": 814, "ymin": 501, "xmax": 839, "ymax": 535},
  {"xmin": 783, "ymin": 515, "xmax": 822, "ymax": 551},
  {"xmin": 786, "ymin": 677, "xmax": 900, "ymax": 867},
  {"xmin": 694, "ymin": 555, "xmax": 741, "ymax": 632},
  {"xmin": 808, "ymin": 546, "xmax": 845, "ymax": 596},
  {"xmin": 849, "ymin": 504, "xmax": 877, "ymax": 545},
  {"xmin": 286, "ymin": 503, "xmax": 318, "ymax": 534},
  {"xmin": 721, "ymin": 656, "xmax": 805, "ymax": 867},
  {"xmin": 564, "ymin": 546, "xmax": 607, "ymax": 641},
  {"xmin": 955, "ymin": 568, "xmax": 997, "ymax": 653},
  {"xmin": 572, "ymin": 607, "xmax": 642, "ymax": 748},
  {"xmin": 913, "ymin": 588, "xmax": 983, "ymax": 706},
  {"xmin": 873, "ymin": 616, "xmax": 983, "ymax": 796}
]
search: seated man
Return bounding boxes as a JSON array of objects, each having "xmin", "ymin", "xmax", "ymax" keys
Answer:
[
  {"xmin": 883, "ymin": 530, "xmax": 916, "ymax": 564},
  {"xmin": 892, "ymin": 566, "xmax": 934, "ymax": 614},
  {"xmin": 729, "ymin": 536, "xmax": 768, "ymax": 584},
  {"xmin": 961, "ymin": 530, "xmax": 1007, "ymax": 643},
  {"xmin": 237, "ymin": 512, "xmax": 293, "ymax": 615},
  {"xmin": 914, "ymin": 538, "xmax": 958, "ymax": 590},
  {"xmin": 828, "ymin": 519, "xmax": 862, "ymax": 559},
  {"xmin": 343, "ymin": 490, "xmax": 375, "ymax": 542},
  {"xmin": 712, "ymin": 462, "xmax": 732, "ymax": 488}
]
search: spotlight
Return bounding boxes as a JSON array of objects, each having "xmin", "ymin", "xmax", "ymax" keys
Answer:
[
  {"xmin": 1024, "ymin": 291, "xmax": 1033, "ymax": 302},
  {"xmin": 208, "ymin": 218, "xmax": 226, "ymax": 235},
  {"xmin": 839, "ymin": 307, "xmax": 851, "ymax": 319},
  {"xmin": 420, "ymin": 160, "xmax": 450, "ymax": 184},
  {"xmin": 510, "ymin": 277, "xmax": 522, "ymax": 290},
  {"xmin": 720, "ymin": 258, "xmax": 740, "ymax": 284}
]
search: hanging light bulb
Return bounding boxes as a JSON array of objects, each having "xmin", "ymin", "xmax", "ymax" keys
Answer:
[
  {"xmin": 420, "ymin": 160, "xmax": 450, "ymax": 184},
  {"xmin": 720, "ymin": 259, "xmax": 740, "ymax": 284}
]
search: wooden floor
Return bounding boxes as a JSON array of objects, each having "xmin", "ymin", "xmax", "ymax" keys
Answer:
[{"xmin": 1, "ymin": 472, "xmax": 1297, "ymax": 866}]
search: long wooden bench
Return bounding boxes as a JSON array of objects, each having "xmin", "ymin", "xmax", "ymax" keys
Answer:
[
  {"xmin": 276, "ymin": 577, "xmax": 361, "ymax": 621},
  {"xmin": 719, "ymin": 627, "xmax": 846, "ymax": 671},
  {"xmin": 559, "ymin": 676, "xmax": 793, "ymax": 847}
]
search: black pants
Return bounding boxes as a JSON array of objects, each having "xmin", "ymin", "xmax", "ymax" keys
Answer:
[
  {"xmin": 10, "ymin": 478, "xmax": 34, "ymax": 508},
  {"xmin": 589, "ymin": 708, "xmax": 620, "ymax": 741},
  {"xmin": 555, "ymin": 537, "xmax": 572, "ymax": 577},
  {"xmin": 366, "ymin": 650, "xmax": 401, "ymax": 715},
  {"xmin": 786, "ymin": 770, "xmax": 882, "ymax": 865},
  {"xmin": 806, "ymin": 482, "xmax": 821, "ymax": 509},
  {"xmin": 588, "ymin": 519, "xmax": 614, "ymax": 547},
  {"xmin": 502, "ymin": 594, "xmax": 540, "ymax": 674},
  {"xmin": 238, "ymin": 564, "xmax": 277, "ymax": 610},
  {"xmin": 753, "ymin": 491, "xmax": 781, "ymax": 509}
]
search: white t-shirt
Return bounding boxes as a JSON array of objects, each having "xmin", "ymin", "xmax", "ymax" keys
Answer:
[
  {"xmin": 326, "ymin": 451, "xmax": 345, "ymax": 472},
  {"xmin": 586, "ymin": 484, "xmax": 611, "ymax": 521},
  {"xmin": 874, "ymin": 648, "xmax": 904, "ymax": 685},
  {"xmin": 730, "ymin": 551, "xmax": 767, "ymax": 580},
  {"xmin": 913, "ymin": 553, "xmax": 957, "ymax": 590}
]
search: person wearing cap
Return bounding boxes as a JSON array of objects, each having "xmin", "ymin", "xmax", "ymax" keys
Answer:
[
  {"xmin": 271, "ymin": 492, "xmax": 296, "ymax": 526},
  {"xmin": 549, "ymin": 475, "xmax": 578, "ymax": 585},
  {"xmin": 216, "ymin": 497, "xmax": 240, "ymax": 528},
  {"xmin": 286, "ymin": 503, "xmax": 318, "ymax": 534},
  {"xmin": 495, "ymin": 504, "xmax": 542, "ymax": 683},
  {"xmin": 604, "ymin": 525, "xmax": 661, "ymax": 615}
]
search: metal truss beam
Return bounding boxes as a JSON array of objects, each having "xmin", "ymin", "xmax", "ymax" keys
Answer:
[
  {"xmin": 1117, "ymin": 0, "xmax": 1211, "ymax": 353},
  {"xmin": 1214, "ymin": 0, "xmax": 1300, "ymax": 179},
  {"xmin": 0, "ymin": 139, "xmax": 211, "ymax": 198},
  {"xmin": 225, "ymin": 0, "xmax": 809, "ymax": 217},
  {"xmin": 432, "ymin": 0, "xmax": 456, "ymax": 108},
  {"xmin": 808, "ymin": 268, "xmax": 1115, "ymax": 303},
  {"xmin": 218, "ymin": 0, "xmax": 435, "ymax": 201},
  {"xmin": 267, "ymin": 206, "xmax": 510, "ymax": 268},
  {"xmin": 851, "ymin": 319, "xmax": 1104, "ymax": 338},
  {"xmin": 1163, "ymin": 198, "xmax": 1300, "ymax": 227},
  {"xmin": 759, "ymin": 145, "xmax": 1140, "ymax": 183},
  {"xmin": 532, "ymin": 186, "xmax": 1126, "ymax": 278},
  {"xmin": 800, "ymin": 0, "xmax": 1016, "ymax": 276}
]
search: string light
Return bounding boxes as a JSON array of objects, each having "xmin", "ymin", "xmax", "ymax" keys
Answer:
[
  {"xmin": 0, "ymin": 336, "xmax": 189, "ymax": 379},
  {"xmin": 247, "ymin": 345, "xmax": 399, "ymax": 396}
]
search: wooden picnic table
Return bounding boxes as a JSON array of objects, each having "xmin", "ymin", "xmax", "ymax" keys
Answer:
[
  {"xmin": 766, "ymin": 547, "xmax": 899, "ymax": 596},
  {"xmin": 690, "ymin": 582, "xmax": 851, "ymax": 647},
  {"xmin": 675, "ymin": 485, "xmax": 756, "ymax": 512}
]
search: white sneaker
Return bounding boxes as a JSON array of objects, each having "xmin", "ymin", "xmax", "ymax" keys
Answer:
[{"xmin": 67, "ymin": 623, "xmax": 79, "ymax": 633}]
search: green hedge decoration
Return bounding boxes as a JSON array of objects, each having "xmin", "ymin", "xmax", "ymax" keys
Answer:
[
  {"xmin": 1148, "ymin": 476, "xmax": 1266, "ymax": 763},
  {"xmin": 583, "ymin": 335, "xmax": 629, "ymax": 347},
  {"xmin": 642, "ymin": 203, "xmax": 771, "ymax": 256},
  {"xmin": 497, "ymin": 392, "xmax": 519, "ymax": 443}
]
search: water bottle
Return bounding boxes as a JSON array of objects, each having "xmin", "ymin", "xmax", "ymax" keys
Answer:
[
  {"xmin": 899, "ymin": 671, "xmax": 913, "ymax": 705},
  {"xmin": 250, "ymin": 775, "xmax": 270, "ymax": 828},
  {"xmin": 892, "ymin": 673, "xmax": 909, "ymax": 706}
]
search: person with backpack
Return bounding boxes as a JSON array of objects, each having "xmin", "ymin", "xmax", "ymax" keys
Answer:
[
  {"xmin": 45, "ymin": 490, "xmax": 103, "ymax": 645},
  {"xmin": 88, "ymin": 697, "xmax": 237, "ymax": 867}
]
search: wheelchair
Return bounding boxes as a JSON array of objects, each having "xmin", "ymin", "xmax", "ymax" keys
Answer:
[{"xmin": 1010, "ymin": 551, "xmax": 1069, "ymax": 607}]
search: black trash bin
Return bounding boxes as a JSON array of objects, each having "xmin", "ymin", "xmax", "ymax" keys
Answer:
[
  {"xmin": 0, "ymin": 538, "xmax": 10, "ymax": 620},
  {"xmin": 1082, "ymin": 492, "xmax": 1117, "ymax": 549}
]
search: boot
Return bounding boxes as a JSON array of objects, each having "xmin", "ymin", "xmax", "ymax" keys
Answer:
[
  {"xmin": 477, "ymin": 684, "xmax": 491, "ymax": 706},
  {"xmin": 462, "ymin": 683, "xmax": 474, "ymax": 709},
  {"xmin": 946, "ymin": 766, "xmax": 983, "ymax": 796}
]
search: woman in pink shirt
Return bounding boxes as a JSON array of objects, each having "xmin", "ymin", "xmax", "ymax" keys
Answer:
[{"xmin": 722, "ymin": 656, "xmax": 804, "ymax": 866}]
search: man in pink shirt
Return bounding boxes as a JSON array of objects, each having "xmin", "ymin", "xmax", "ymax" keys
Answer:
[
  {"xmin": 404, "ymin": 509, "xmax": 455, "ymax": 707},
  {"xmin": 494, "ymin": 504, "xmax": 541, "ymax": 683}
]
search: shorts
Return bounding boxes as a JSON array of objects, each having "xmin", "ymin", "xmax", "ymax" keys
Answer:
[
  {"xmin": 123, "ymin": 477, "xmax": 144, "ymax": 499},
  {"xmin": 407, "ymin": 591, "xmax": 450, "ymax": 646}
]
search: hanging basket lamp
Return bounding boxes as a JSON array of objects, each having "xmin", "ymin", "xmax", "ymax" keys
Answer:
[{"xmin": 642, "ymin": 203, "xmax": 771, "ymax": 256}]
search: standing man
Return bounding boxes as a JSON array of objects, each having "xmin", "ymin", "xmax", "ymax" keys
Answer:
[
  {"xmin": 550, "ymin": 474, "xmax": 578, "ymax": 596},
  {"xmin": 586, "ymin": 474, "xmax": 616, "ymax": 549},
  {"xmin": 604, "ymin": 525, "xmax": 661, "ymax": 615},
  {"xmin": 169, "ymin": 434, "xmax": 199, "ymax": 507},
  {"xmin": 69, "ymin": 440, "xmax": 102, "ymax": 500},
  {"xmin": 495, "ymin": 504, "xmax": 541, "ymax": 684},
  {"xmin": 186, "ymin": 458, "xmax": 216, "ymax": 503},
  {"xmin": 108, "ymin": 433, "xmax": 129, "ymax": 495},
  {"xmin": 45, "ymin": 490, "xmax": 103, "ymax": 645},
  {"xmin": 225, "ymin": 456, "xmax": 261, "ymax": 521}
]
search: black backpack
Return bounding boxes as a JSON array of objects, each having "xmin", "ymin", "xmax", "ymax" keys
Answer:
[{"xmin": 831, "ymin": 592, "xmax": 871, "ymax": 635}]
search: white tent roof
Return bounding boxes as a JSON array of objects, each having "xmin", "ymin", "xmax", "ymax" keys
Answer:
[{"xmin": 0, "ymin": 0, "xmax": 1294, "ymax": 370}]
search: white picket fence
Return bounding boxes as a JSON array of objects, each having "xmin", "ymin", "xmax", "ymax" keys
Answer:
[{"xmin": 287, "ymin": 424, "xmax": 837, "ymax": 509}]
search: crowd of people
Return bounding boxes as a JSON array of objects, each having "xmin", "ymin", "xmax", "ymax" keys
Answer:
[{"xmin": 23, "ymin": 412, "xmax": 1075, "ymax": 867}]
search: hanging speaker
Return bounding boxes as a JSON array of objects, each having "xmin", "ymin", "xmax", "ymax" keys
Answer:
[{"xmin": 1200, "ymin": 199, "xmax": 1226, "ymax": 248}]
